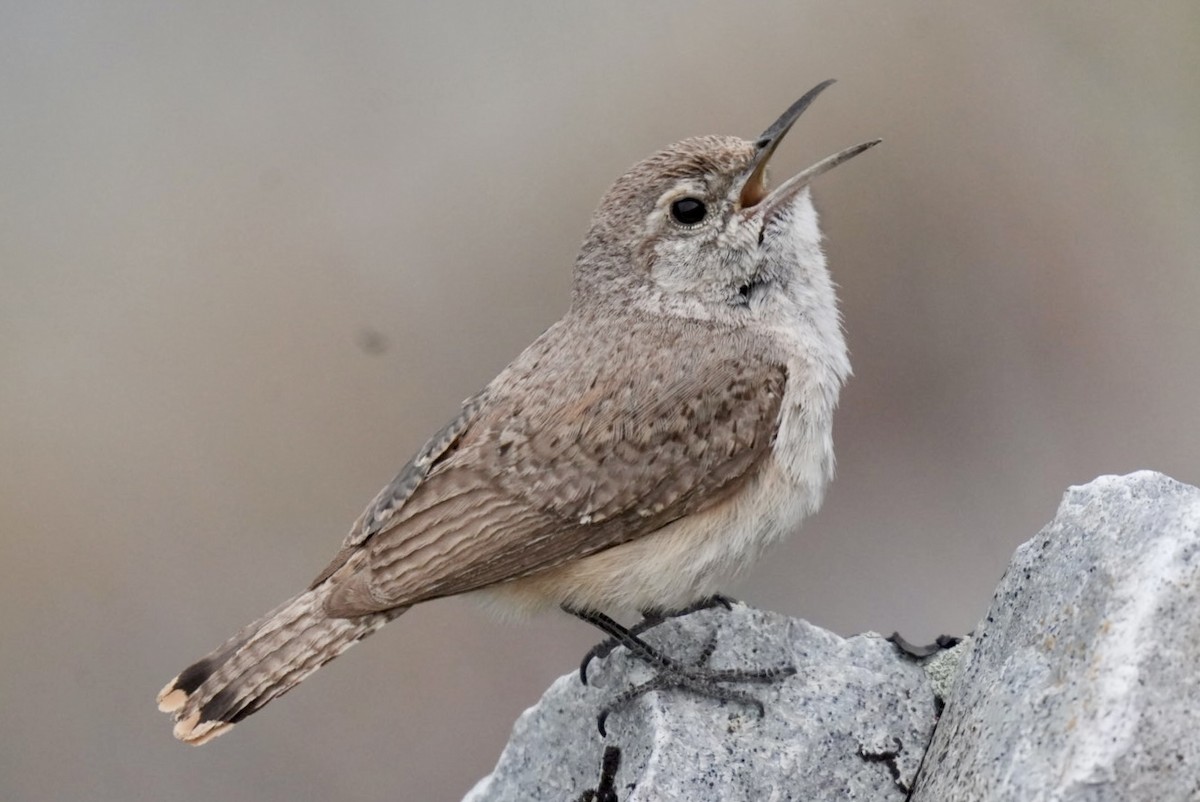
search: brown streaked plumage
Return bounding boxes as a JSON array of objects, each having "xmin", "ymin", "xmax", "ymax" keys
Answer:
[
  {"xmin": 324, "ymin": 315, "xmax": 787, "ymax": 615},
  {"xmin": 157, "ymin": 79, "xmax": 879, "ymax": 745}
]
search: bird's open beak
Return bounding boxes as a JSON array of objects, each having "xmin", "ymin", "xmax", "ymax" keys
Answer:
[{"xmin": 739, "ymin": 79, "xmax": 881, "ymax": 219}]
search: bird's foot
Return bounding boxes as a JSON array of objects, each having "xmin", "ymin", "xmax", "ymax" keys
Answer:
[
  {"xmin": 594, "ymin": 629, "xmax": 794, "ymax": 736},
  {"xmin": 577, "ymin": 594, "xmax": 736, "ymax": 685},
  {"xmin": 567, "ymin": 603, "xmax": 793, "ymax": 737}
]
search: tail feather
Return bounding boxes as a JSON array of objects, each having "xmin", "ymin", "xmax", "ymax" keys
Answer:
[{"xmin": 157, "ymin": 586, "xmax": 403, "ymax": 745}]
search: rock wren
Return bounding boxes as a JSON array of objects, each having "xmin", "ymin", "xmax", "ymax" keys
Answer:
[{"xmin": 156, "ymin": 79, "xmax": 879, "ymax": 744}]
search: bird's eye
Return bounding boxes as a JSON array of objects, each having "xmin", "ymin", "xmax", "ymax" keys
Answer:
[{"xmin": 669, "ymin": 197, "xmax": 707, "ymax": 226}]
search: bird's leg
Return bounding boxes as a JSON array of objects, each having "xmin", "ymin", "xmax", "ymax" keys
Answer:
[
  {"xmin": 577, "ymin": 594, "xmax": 736, "ymax": 685},
  {"xmin": 566, "ymin": 603, "xmax": 795, "ymax": 737}
]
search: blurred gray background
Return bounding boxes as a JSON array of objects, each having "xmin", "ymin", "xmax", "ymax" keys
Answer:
[{"xmin": 2, "ymin": 2, "xmax": 1198, "ymax": 800}]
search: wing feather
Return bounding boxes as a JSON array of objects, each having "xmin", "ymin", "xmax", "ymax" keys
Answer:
[{"xmin": 321, "ymin": 315, "xmax": 788, "ymax": 615}]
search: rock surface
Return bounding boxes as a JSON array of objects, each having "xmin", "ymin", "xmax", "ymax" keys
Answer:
[
  {"xmin": 466, "ymin": 472, "xmax": 1200, "ymax": 801},
  {"xmin": 464, "ymin": 608, "xmax": 940, "ymax": 802},
  {"xmin": 911, "ymin": 471, "xmax": 1200, "ymax": 801}
]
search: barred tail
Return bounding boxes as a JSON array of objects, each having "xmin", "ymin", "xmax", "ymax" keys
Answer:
[{"xmin": 156, "ymin": 586, "xmax": 404, "ymax": 745}]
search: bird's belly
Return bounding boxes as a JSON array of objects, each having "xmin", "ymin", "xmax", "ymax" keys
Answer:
[{"xmin": 476, "ymin": 455, "xmax": 823, "ymax": 618}]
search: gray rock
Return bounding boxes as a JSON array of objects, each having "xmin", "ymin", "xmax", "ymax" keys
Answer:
[
  {"xmin": 467, "ymin": 471, "xmax": 1200, "ymax": 801},
  {"xmin": 465, "ymin": 607, "xmax": 939, "ymax": 802},
  {"xmin": 911, "ymin": 471, "xmax": 1200, "ymax": 801},
  {"xmin": 923, "ymin": 636, "xmax": 972, "ymax": 703}
]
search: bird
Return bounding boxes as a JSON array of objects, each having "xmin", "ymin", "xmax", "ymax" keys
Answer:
[{"xmin": 156, "ymin": 79, "xmax": 879, "ymax": 745}]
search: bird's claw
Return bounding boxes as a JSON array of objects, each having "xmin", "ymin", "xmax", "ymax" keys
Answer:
[
  {"xmin": 577, "ymin": 595, "xmax": 739, "ymax": 685},
  {"xmin": 594, "ymin": 661, "xmax": 792, "ymax": 737}
]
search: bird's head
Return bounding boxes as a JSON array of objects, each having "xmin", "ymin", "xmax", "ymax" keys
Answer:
[{"xmin": 575, "ymin": 80, "xmax": 879, "ymax": 325}]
